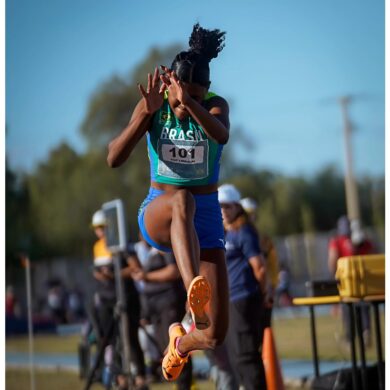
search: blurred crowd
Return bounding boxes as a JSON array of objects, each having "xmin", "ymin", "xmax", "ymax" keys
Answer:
[{"xmin": 6, "ymin": 186, "xmax": 377, "ymax": 390}]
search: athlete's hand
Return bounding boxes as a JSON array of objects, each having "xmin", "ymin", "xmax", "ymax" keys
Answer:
[
  {"xmin": 160, "ymin": 66, "xmax": 192, "ymax": 107},
  {"xmin": 159, "ymin": 65, "xmax": 172, "ymax": 86},
  {"xmin": 138, "ymin": 67, "xmax": 167, "ymax": 114},
  {"xmin": 168, "ymin": 71, "xmax": 192, "ymax": 107}
]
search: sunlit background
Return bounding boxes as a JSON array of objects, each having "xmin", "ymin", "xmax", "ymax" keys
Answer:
[
  {"xmin": 5, "ymin": 1, "xmax": 385, "ymax": 389},
  {"xmin": 7, "ymin": 0, "xmax": 384, "ymax": 176}
]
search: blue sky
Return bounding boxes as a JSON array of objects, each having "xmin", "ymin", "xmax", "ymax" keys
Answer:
[{"xmin": 6, "ymin": 0, "xmax": 384, "ymax": 178}]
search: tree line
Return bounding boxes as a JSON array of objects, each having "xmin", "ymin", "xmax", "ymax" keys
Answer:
[{"xmin": 6, "ymin": 45, "xmax": 385, "ymax": 264}]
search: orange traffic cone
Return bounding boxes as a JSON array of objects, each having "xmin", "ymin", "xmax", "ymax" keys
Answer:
[{"xmin": 262, "ymin": 327, "xmax": 285, "ymax": 390}]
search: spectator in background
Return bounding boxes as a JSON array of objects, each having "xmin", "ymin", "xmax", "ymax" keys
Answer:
[
  {"xmin": 91, "ymin": 210, "xmax": 148, "ymax": 390},
  {"xmin": 204, "ymin": 344, "xmax": 238, "ymax": 390},
  {"xmin": 128, "ymin": 235, "xmax": 194, "ymax": 389},
  {"xmin": 67, "ymin": 288, "xmax": 85, "ymax": 323},
  {"xmin": 240, "ymin": 197, "xmax": 279, "ymax": 325},
  {"xmin": 47, "ymin": 279, "xmax": 68, "ymax": 324},
  {"xmin": 219, "ymin": 184, "xmax": 267, "ymax": 390},
  {"xmin": 275, "ymin": 263, "xmax": 293, "ymax": 307},
  {"xmin": 6, "ymin": 285, "xmax": 21, "ymax": 318},
  {"xmin": 328, "ymin": 215, "xmax": 374, "ymax": 347},
  {"xmin": 130, "ymin": 234, "xmax": 161, "ymax": 380}
]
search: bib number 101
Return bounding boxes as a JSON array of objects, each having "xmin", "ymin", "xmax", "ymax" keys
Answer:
[{"xmin": 168, "ymin": 147, "xmax": 195, "ymax": 159}]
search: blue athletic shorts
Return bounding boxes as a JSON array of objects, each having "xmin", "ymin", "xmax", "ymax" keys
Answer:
[{"xmin": 138, "ymin": 187, "xmax": 225, "ymax": 253}]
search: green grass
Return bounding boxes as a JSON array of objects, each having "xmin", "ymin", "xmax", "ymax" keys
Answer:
[
  {"xmin": 5, "ymin": 368, "xmax": 299, "ymax": 390},
  {"xmin": 5, "ymin": 313, "xmax": 384, "ymax": 389},
  {"xmin": 6, "ymin": 368, "xmax": 101, "ymax": 390},
  {"xmin": 6, "ymin": 333, "xmax": 80, "ymax": 354},
  {"xmin": 272, "ymin": 312, "xmax": 385, "ymax": 362},
  {"xmin": 5, "ymin": 368, "xmax": 215, "ymax": 390},
  {"xmin": 6, "ymin": 313, "xmax": 385, "ymax": 361}
]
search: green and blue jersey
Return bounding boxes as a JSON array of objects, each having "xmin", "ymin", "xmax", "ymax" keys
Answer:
[{"xmin": 147, "ymin": 92, "xmax": 224, "ymax": 186}]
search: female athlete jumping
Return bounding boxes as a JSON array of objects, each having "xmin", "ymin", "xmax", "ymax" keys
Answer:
[{"xmin": 107, "ymin": 23, "xmax": 229, "ymax": 382}]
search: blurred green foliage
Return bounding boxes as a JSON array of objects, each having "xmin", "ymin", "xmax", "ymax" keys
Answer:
[
  {"xmin": 5, "ymin": 45, "xmax": 385, "ymax": 263},
  {"xmin": 223, "ymin": 165, "xmax": 384, "ymax": 239}
]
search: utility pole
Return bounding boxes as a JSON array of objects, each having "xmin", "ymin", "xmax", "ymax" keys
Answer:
[{"xmin": 339, "ymin": 96, "xmax": 361, "ymax": 224}]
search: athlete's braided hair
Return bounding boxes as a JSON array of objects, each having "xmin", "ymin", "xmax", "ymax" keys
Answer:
[{"xmin": 171, "ymin": 23, "xmax": 226, "ymax": 88}]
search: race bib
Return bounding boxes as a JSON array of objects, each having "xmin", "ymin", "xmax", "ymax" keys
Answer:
[{"xmin": 157, "ymin": 139, "xmax": 209, "ymax": 180}]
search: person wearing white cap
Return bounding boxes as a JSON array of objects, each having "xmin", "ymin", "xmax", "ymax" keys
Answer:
[
  {"xmin": 239, "ymin": 197, "xmax": 258, "ymax": 215},
  {"xmin": 218, "ymin": 184, "xmax": 267, "ymax": 390},
  {"xmin": 91, "ymin": 210, "xmax": 112, "ymax": 282},
  {"xmin": 217, "ymin": 184, "xmax": 241, "ymax": 204}
]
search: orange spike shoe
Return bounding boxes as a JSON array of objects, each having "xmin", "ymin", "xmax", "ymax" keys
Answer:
[
  {"xmin": 162, "ymin": 322, "xmax": 189, "ymax": 381},
  {"xmin": 187, "ymin": 276, "xmax": 211, "ymax": 330}
]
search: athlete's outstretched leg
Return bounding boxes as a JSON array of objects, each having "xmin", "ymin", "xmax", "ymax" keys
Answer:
[
  {"xmin": 141, "ymin": 193, "xmax": 229, "ymax": 381},
  {"xmin": 177, "ymin": 249, "xmax": 229, "ymax": 352},
  {"xmin": 143, "ymin": 193, "xmax": 229, "ymax": 345},
  {"xmin": 144, "ymin": 190, "xmax": 211, "ymax": 330},
  {"xmin": 161, "ymin": 249, "xmax": 229, "ymax": 381}
]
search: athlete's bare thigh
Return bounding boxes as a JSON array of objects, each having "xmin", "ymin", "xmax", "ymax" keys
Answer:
[{"xmin": 143, "ymin": 192, "xmax": 176, "ymax": 248}]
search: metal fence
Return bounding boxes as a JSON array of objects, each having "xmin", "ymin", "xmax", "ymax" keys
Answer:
[
  {"xmin": 6, "ymin": 228, "xmax": 385, "ymax": 313},
  {"xmin": 273, "ymin": 228, "xmax": 384, "ymax": 297}
]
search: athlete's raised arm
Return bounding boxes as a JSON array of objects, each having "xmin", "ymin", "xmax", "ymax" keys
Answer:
[
  {"xmin": 107, "ymin": 67, "xmax": 167, "ymax": 167},
  {"xmin": 168, "ymin": 71, "xmax": 229, "ymax": 144}
]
